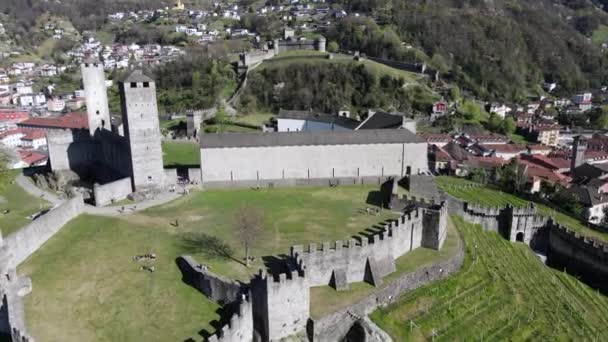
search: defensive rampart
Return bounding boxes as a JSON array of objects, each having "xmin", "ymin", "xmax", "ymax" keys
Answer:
[
  {"xmin": 176, "ymin": 256, "xmax": 242, "ymax": 305},
  {"xmin": 207, "ymin": 295, "xmax": 253, "ymax": 342},
  {"xmin": 291, "ymin": 210, "xmax": 424, "ymax": 288},
  {"xmin": 93, "ymin": 177, "xmax": 132, "ymax": 207},
  {"xmin": 548, "ymin": 224, "xmax": 608, "ymax": 291},
  {"xmin": 250, "ymin": 270, "xmax": 309, "ymax": 341},
  {"xmin": 309, "ymin": 242, "xmax": 464, "ymax": 341},
  {"xmin": 3, "ymin": 195, "xmax": 84, "ymax": 267}
]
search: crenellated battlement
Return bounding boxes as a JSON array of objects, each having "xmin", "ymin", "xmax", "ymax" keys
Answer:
[
  {"xmin": 207, "ymin": 294, "xmax": 253, "ymax": 342},
  {"xmin": 551, "ymin": 223, "xmax": 608, "ymax": 255},
  {"xmin": 291, "ymin": 200, "xmax": 448, "ymax": 288}
]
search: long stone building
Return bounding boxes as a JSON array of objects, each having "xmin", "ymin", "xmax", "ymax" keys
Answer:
[{"xmin": 199, "ymin": 128, "xmax": 428, "ymax": 187}]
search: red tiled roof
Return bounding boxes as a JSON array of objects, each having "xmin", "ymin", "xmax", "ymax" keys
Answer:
[
  {"xmin": 0, "ymin": 129, "xmax": 24, "ymax": 139},
  {"xmin": 520, "ymin": 154, "xmax": 570, "ymax": 171},
  {"xmin": 18, "ymin": 150, "xmax": 47, "ymax": 165},
  {"xmin": 527, "ymin": 144, "xmax": 551, "ymax": 151},
  {"xmin": 18, "ymin": 112, "xmax": 88, "ymax": 130},
  {"xmin": 21, "ymin": 129, "xmax": 46, "ymax": 140},
  {"xmin": 464, "ymin": 156, "xmax": 508, "ymax": 168},
  {"xmin": 0, "ymin": 111, "xmax": 28, "ymax": 122},
  {"xmin": 584, "ymin": 151, "xmax": 608, "ymax": 160},
  {"xmin": 518, "ymin": 159, "xmax": 571, "ymax": 185}
]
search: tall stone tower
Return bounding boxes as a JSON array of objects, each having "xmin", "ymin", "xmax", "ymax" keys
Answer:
[
  {"xmin": 82, "ymin": 62, "xmax": 111, "ymax": 135},
  {"xmin": 571, "ymin": 135, "xmax": 587, "ymax": 173},
  {"xmin": 119, "ymin": 70, "xmax": 165, "ymax": 192}
]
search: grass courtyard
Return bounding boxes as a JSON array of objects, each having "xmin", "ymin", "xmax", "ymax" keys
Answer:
[
  {"xmin": 0, "ymin": 171, "xmax": 51, "ymax": 236},
  {"xmin": 436, "ymin": 176, "xmax": 608, "ymax": 242},
  {"xmin": 371, "ymin": 216, "xmax": 608, "ymax": 340},
  {"xmin": 19, "ymin": 185, "xmax": 397, "ymax": 341}
]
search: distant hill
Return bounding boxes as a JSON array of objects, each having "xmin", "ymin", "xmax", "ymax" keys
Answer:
[{"xmin": 329, "ymin": 0, "xmax": 608, "ymax": 101}]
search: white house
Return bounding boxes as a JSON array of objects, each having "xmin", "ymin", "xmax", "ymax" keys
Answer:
[{"xmin": 0, "ymin": 129, "xmax": 25, "ymax": 148}]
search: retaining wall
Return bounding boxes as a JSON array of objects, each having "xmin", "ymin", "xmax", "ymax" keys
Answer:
[
  {"xmin": 93, "ymin": 177, "xmax": 132, "ymax": 207},
  {"xmin": 309, "ymin": 241, "xmax": 464, "ymax": 342},
  {"xmin": 4, "ymin": 195, "xmax": 84, "ymax": 267},
  {"xmin": 207, "ymin": 295, "xmax": 253, "ymax": 342},
  {"xmin": 176, "ymin": 256, "xmax": 242, "ymax": 305}
]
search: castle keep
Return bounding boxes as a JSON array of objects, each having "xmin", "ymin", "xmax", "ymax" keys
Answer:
[{"xmin": 47, "ymin": 64, "xmax": 167, "ymax": 204}]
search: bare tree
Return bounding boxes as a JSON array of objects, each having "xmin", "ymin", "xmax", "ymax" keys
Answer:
[{"xmin": 234, "ymin": 205, "xmax": 264, "ymax": 267}]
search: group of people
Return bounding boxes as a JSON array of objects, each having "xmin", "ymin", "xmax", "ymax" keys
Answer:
[{"xmin": 133, "ymin": 253, "xmax": 157, "ymax": 273}]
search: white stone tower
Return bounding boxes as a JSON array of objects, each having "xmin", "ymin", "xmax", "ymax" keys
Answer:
[
  {"xmin": 119, "ymin": 69, "xmax": 165, "ymax": 192},
  {"xmin": 82, "ymin": 62, "xmax": 111, "ymax": 135}
]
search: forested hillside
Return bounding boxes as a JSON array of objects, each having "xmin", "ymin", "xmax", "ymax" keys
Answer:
[{"xmin": 328, "ymin": 0, "xmax": 608, "ymax": 101}]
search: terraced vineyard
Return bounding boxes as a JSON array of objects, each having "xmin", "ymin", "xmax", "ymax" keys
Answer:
[{"xmin": 371, "ymin": 216, "xmax": 608, "ymax": 340}]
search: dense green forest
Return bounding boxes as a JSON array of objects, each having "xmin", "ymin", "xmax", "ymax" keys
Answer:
[
  {"xmin": 328, "ymin": 0, "xmax": 608, "ymax": 102},
  {"xmin": 240, "ymin": 61, "xmax": 436, "ymax": 114}
]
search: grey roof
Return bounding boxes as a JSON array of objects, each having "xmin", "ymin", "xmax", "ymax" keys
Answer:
[
  {"xmin": 566, "ymin": 185, "xmax": 608, "ymax": 206},
  {"xmin": 277, "ymin": 109, "xmax": 360, "ymax": 130},
  {"xmin": 200, "ymin": 129, "xmax": 424, "ymax": 148},
  {"xmin": 121, "ymin": 69, "xmax": 154, "ymax": 83},
  {"xmin": 357, "ymin": 112, "xmax": 403, "ymax": 130}
]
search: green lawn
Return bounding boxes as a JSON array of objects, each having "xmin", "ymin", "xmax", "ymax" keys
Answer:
[
  {"xmin": 0, "ymin": 171, "xmax": 51, "ymax": 236},
  {"xmin": 371, "ymin": 216, "xmax": 608, "ymax": 341},
  {"xmin": 162, "ymin": 141, "xmax": 200, "ymax": 167},
  {"xmin": 436, "ymin": 176, "xmax": 608, "ymax": 242},
  {"xmin": 19, "ymin": 186, "xmax": 397, "ymax": 341},
  {"xmin": 310, "ymin": 218, "xmax": 461, "ymax": 319}
]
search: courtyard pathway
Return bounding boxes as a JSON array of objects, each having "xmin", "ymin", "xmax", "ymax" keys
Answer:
[
  {"xmin": 83, "ymin": 189, "xmax": 186, "ymax": 217},
  {"xmin": 16, "ymin": 174, "xmax": 193, "ymax": 218},
  {"xmin": 16, "ymin": 174, "xmax": 61, "ymax": 206}
]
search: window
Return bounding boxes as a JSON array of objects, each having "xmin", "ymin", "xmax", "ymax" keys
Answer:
[
  {"xmin": 96, "ymin": 110, "xmax": 100, "ymax": 115},
  {"xmin": 143, "ymin": 82, "xmax": 150, "ymax": 88},
  {"xmin": 130, "ymin": 82, "xmax": 137, "ymax": 88}
]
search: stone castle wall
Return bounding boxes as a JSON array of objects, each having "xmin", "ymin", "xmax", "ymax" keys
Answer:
[
  {"xmin": 310, "ymin": 242, "xmax": 464, "ymax": 341},
  {"xmin": 176, "ymin": 256, "xmax": 242, "ymax": 305},
  {"xmin": 93, "ymin": 177, "xmax": 132, "ymax": 207},
  {"xmin": 291, "ymin": 209, "xmax": 427, "ymax": 287},
  {"xmin": 202, "ymin": 176, "xmax": 393, "ymax": 190},
  {"xmin": 4, "ymin": 195, "xmax": 84, "ymax": 267},
  {"xmin": 251, "ymin": 270, "xmax": 309, "ymax": 341},
  {"xmin": 207, "ymin": 295, "xmax": 253, "ymax": 342},
  {"xmin": 548, "ymin": 224, "xmax": 608, "ymax": 291}
]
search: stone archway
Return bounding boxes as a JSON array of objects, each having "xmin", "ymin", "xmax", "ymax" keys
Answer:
[{"xmin": 516, "ymin": 232, "xmax": 525, "ymax": 242}]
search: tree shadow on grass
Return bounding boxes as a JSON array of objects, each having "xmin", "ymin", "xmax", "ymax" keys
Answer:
[{"xmin": 179, "ymin": 232, "xmax": 245, "ymax": 266}]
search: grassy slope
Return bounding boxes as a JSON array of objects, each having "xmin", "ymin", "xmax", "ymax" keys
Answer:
[
  {"xmin": 436, "ymin": 176, "xmax": 608, "ymax": 242},
  {"xmin": 162, "ymin": 141, "xmax": 200, "ymax": 167},
  {"xmin": 592, "ymin": 25, "xmax": 608, "ymax": 45},
  {"xmin": 310, "ymin": 218, "xmax": 461, "ymax": 319},
  {"xmin": 0, "ymin": 171, "xmax": 51, "ymax": 236},
  {"xmin": 19, "ymin": 186, "xmax": 397, "ymax": 341},
  {"xmin": 372, "ymin": 216, "xmax": 608, "ymax": 340}
]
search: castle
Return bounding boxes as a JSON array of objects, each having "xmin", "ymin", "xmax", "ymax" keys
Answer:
[
  {"xmin": 178, "ymin": 193, "xmax": 452, "ymax": 342},
  {"xmin": 47, "ymin": 63, "xmax": 169, "ymax": 205}
]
